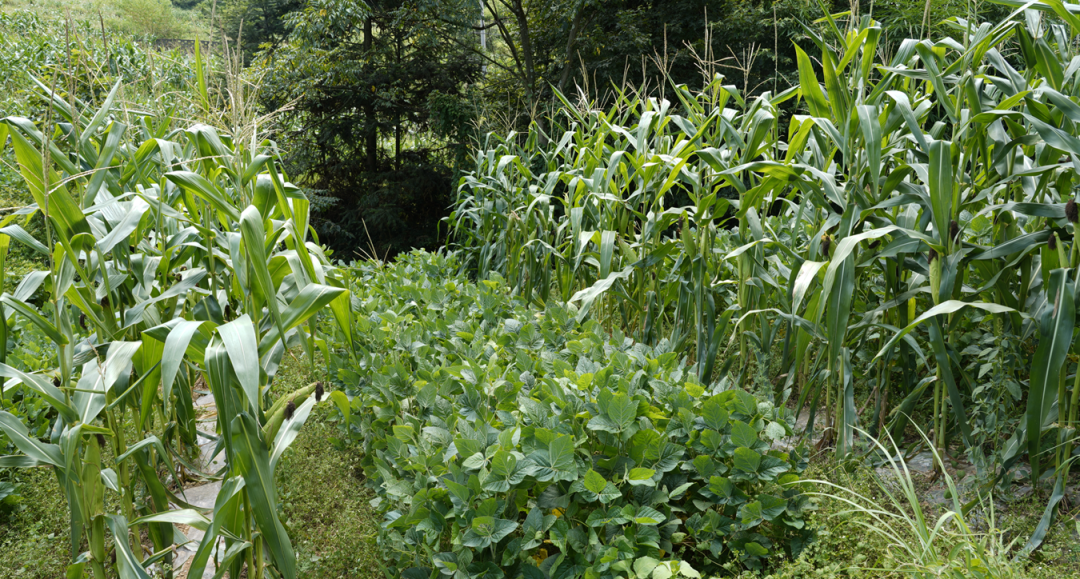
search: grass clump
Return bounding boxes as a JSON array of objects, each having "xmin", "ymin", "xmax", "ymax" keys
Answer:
[
  {"xmin": 0, "ymin": 467, "xmax": 70, "ymax": 579},
  {"xmin": 750, "ymin": 434, "xmax": 1080, "ymax": 579},
  {"xmin": 269, "ymin": 353, "xmax": 383, "ymax": 579}
]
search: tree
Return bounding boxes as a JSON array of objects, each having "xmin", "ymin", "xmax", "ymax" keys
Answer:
[
  {"xmin": 258, "ymin": 0, "xmax": 481, "ymax": 256},
  {"xmin": 441, "ymin": 0, "xmax": 825, "ymax": 132},
  {"xmin": 441, "ymin": 0, "xmax": 586, "ymax": 126},
  {"xmin": 204, "ymin": 0, "xmax": 305, "ymax": 60}
]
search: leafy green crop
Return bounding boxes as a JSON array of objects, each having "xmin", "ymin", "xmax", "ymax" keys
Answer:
[{"xmin": 328, "ymin": 251, "xmax": 812, "ymax": 577}]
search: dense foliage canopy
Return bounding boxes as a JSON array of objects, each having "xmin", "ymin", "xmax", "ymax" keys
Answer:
[{"xmin": 258, "ymin": 0, "xmax": 482, "ymax": 256}]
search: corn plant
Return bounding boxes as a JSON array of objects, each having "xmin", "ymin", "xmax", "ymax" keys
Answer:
[
  {"xmin": 449, "ymin": 80, "xmax": 782, "ymax": 389},
  {"xmin": 0, "ymin": 65, "xmax": 349, "ymax": 578}
]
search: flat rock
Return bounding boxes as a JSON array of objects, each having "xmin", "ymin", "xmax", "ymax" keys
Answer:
[
  {"xmin": 172, "ymin": 546, "xmax": 194, "ymax": 573},
  {"xmin": 184, "ymin": 526, "xmax": 206, "ymax": 545},
  {"xmin": 175, "ymin": 390, "xmax": 225, "ymax": 579},
  {"xmin": 924, "ymin": 488, "xmax": 949, "ymax": 505},
  {"xmin": 176, "ymin": 481, "xmax": 221, "ymax": 510},
  {"xmin": 906, "ymin": 452, "xmax": 935, "ymax": 473},
  {"xmin": 198, "ymin": 437, "xmax": 226, "ymax": 474},
  {"xmin": 874, "ymin": 466, "xmax": 897, "ymax": 480}
]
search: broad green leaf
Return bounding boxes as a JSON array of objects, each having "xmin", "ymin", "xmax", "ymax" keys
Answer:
[
  {"xmin": 627, "ymin": 467, "xmax": 656, "ymax": 486},
  {"xmin": 633, "ymin": 505, "xmax": 665, "ymax": 525},
  {"xmin": 485, "ymin": 449, "xmax": 525, "ymax": 492},
  {"xmin": 764, "ymin": 422, "xmax": 786, "ymax": 440},
  {"xmin": 217, "ymin": 315, "xmax": 261, "ymax": 415},
  {"xmin": 164, "ymin": 171, "xmax": 241, "ymax": 221},
  {"xmin": 732, "ymin": 447, "xmax": 761, "ymax": 474},
  {"xmin": 701, "ymin": 397, "xmax": 729, "ymax": 430},
  {"xmin": 634, "ymin": 557, "xmax": 660, "ymax": 578},
  {"xmin": 462, "ymin": 452, "xmax": 487, "ymax": 469},
  {"xmin": 0, "ymin": 411, "xmax": 63, "ymax": 467},
  {"xmin": 597, "ymin": 481, "xmax": 621, "ymax": 503},
  {"xmin": 606, "ymin": 392, "xmax": 637, "ymax": 431},
  {"xmin": 677, "ymin": 562, "xmax": 701, "ymax": 578},
  {"xmin": 759, "ymin": 494, "xmax": 788, "ymax": 520},
  {"xmin": 583, "ymin": 469, "xmax": 606, "ymax": 494},
  {"xmin": 230, "ymin": 411, "xmax": 297, "ymax": 579},
  {"xmin": 693, "ymin": 455, "xmax": 716, "ymax": 479},
  {"xmin": 730, "ymin": 420, "xmax": 758, "ymax": 449},
  {"xmin": 739, "ymin": 500, "xmax": 764, "ymax": 526},
  {"xmin": 744, "ymin": 542, "xmax": 769, "ymax": 557},
  {"xmin": 462, "ymin": 516, "xmax": 518, "ymax": 549},
  {"xmin": 528, "ymin": 434, "xmax": 577, "ymax": 482},
  {"xmin": 105, "ymin": 515, "xmax": 151, "ymax": 579}
]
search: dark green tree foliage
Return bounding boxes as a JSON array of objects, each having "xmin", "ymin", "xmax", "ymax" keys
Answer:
[
  {"xmin": 170, "ymin": 0, "xmax": 202, "ymax": 10},
  {"xmin": 259, "ymin": 0, "xmax": 480, "ymax": 257},
  {"xmin": 538, "ymin": 0, "xmax": 821, "ymax": 100},
  {"xmin": 472, "ymin": 0, "xmax": 827, "ymax": 123},
  {"xmin": 868, "ymin": 0, "xmax": 1010, "ymax": 41},
  {"xmin": 208, "ymin": 0, "xmax": 305, "ymax": 60}
]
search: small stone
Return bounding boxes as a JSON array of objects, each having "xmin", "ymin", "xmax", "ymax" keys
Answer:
[{"xmin": 906, "ymin": 452, "xmax": 935, "ymax": 473}]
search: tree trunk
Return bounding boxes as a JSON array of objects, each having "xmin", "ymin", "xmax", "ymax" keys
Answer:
[
  {"xmin": 511, "ymin": 0, "xmax": 535, "ymax": 107},
  {"xmin": 396, "ymin": 31, "xmax": 401, "ymax": 171},
  {"xmin": 364, "ymin": 16, "xmax": 377, "ymax": 172},
  {"xmin": 556, "ymin": 0, "xmax": 586, "ymax": 96}
]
